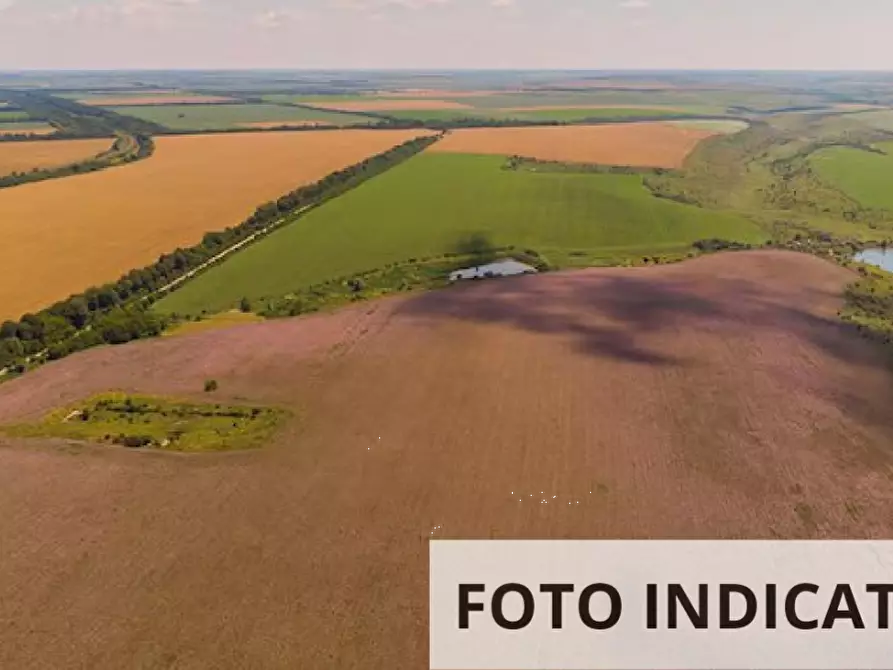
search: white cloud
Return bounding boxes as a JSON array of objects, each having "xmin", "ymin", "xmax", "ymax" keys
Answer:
[
  {"xmin": 619, "ymin": 0, "xmax": 650, "ymax": 8},
  {"xmin": 491, "ymin": 0, "xmax": 515, "ymax": 8},
  {"xmin": 0, "ymin": 0, "xmax": 17, "ymax": 11},
  {"xmin": 254, "ymin": 9, "xmax": 302, "ymax": 29},
  {"xmin": 333, "ymin": 0, "xmax": 450, "ymax": 10}
]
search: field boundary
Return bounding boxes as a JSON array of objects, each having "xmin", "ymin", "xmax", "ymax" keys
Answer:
[
  {"xmin": 0, "ymin": 133, "xmax": 442, "ymax": 377},
  {"xmin": 0, "ymin": 132, "xmax": 154, "ymax": 190}
]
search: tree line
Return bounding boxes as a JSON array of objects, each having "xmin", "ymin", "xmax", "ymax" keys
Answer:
[
  {"xmin": 0, "ymin": 134, "xmax": 441, "ymax": 372},
  {"xmin": 0, "ymin": 133, "xmax": 153, "ymax": 189},
  {"xmin": 0, "ymin": 90, "xmax": 166, "ymax": 138}
]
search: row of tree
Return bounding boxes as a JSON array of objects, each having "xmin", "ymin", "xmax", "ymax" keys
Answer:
[
  {"xmin": 0, "ymin": 133, "xmax": 153, "ymax": 188},
  {"xmin": 0, "ymin": 134, "xmax": 441, "ymax": 371}
]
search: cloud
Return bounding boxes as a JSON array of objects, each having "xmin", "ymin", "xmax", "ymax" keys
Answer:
[
  {"xmin": 333, "ymin": 0, "xmax": 450, "ymax": 10},
  {"xmin": 491, "ymin": 0, "xmax": 515, "ymax": 8},
  {"xmin": 254, "ymin": 9, "xmax": 301, "ymax": 29},
  {"xmin": 619, "ymin": 0, "xmax": 650, "ymax": 8}
]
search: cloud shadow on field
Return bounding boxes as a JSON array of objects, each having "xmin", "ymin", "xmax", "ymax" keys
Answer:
[{"xmin": 396, "ymin": 259, "xmax": 891, "ymax": 375}]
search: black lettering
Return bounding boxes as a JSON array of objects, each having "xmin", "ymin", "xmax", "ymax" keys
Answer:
[
  {"xmin": 867, "ymin": 584, "xmax": 893, "ymax": 629},
  {"xmin": 822, "ymin": 584, "xmax": 865, "ymax": 629},
  {"xmin": 719, "ymin": 584, "xmax": 757, "ymax": 629},
  {"xmin": 579, "ymin": 583, "xmax": 622, "ymax": 630},
  {"xmin": 492, "ymin": 583, "xmax": 534, "ymax": 630},
  {"xmin": 766, "ymin": 584, "xmax": 777, "ymax": 629},
  {"xmin": 785, "ymin": 583, "xmax": 819, "ymax": 630},
  {"xmin": 668, "ymin": 584, "xmax": 708, "ymax": 629},
  {"xmin": 540, "ymin": 584, "xmax": 574, "ymax": 630},
  {"xmin": 458, "ymin": 584, "xmax": 485, "ymax": 629},
  {"xmin": 646, "ymin": 584, "xmax": 658, "ymax": 629}
]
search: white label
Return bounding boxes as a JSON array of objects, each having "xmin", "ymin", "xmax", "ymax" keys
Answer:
[{"xmin": 429, "ymin": 540, "xmax": 893, "ymax": 670}]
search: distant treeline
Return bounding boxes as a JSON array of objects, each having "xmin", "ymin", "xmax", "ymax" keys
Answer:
[
  {"xmin": 503, "ymin": 155, "xmax": 673, "ymax": 176},
  {"xmin": 0, "ymin": 133, "xmax": 441, "ymax": 372},
  {"xmin": 0, "ymin": 90, "xmax": 166, "ymax": 137},
  {"xmin": 0, "ymin": 133, "xmax": 153, "ymax": 189}
]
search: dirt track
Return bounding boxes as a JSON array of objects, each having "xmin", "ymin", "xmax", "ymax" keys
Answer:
[{"xmin": 2, "ymin": 251, "xmax": 893, "ymax": 669}]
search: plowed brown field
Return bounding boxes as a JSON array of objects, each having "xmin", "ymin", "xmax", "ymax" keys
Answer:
[
  {"xmin": 0, "ymin": 137, "xmax": 111, "ymax": 174},
  {"xmin": 430, "ymin": 122, "xmax": 717, "ymax": 167},
  {"xmin": 311, "ymin": 99, "xmax": 472, "ymax": 111},
  {"xmin": 0, "ymin": 129, "xmax": 432, "ymax": 321},
  {"xmin": 2, "ymin": 251, "xmax": 893, "ymax": 669}
]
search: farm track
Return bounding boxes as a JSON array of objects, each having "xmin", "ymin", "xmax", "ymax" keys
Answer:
[{"xmin": 2, "ymin": 251, "xmax": 893, "ymax": 668}]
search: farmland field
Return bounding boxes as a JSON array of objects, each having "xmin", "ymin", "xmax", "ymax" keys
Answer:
[
  {"xmin": 0, "ymin": 122, "xmax": 56, "ymax": 136},
  {"xmin": 0, "ymin": 110, "xmax": 30, "ymax": 122},
  {"xmin": 0, "ymin": 129, "xmax": 431, "ymax": 321},
  {"xmin": 304, "ymin": 98, "xmax": 474, "ymax": 111},
  {"xmin": 847, "ymin": 109, "xmax": 893, "ymax": 132},
  {"xmin": 156, "ymin": 151, "xmax": 763, "ymax": 316},
  {"xmin": 4, "ymin": 251, "xmax": 893, "ymax": 668},
  {"xmin": 106, "ymin": 103, "xmax": 372, "ymax": 130},
  {"xmin": 0, "ymin": 138, "xmax": 111, "ymax": 175},
  {"xmin": 429, "ymin": 123, "xmax": 719, "ymax": 167},
  {"xmin": 78, "ymin": 94, "xmax": 239, "ymax": 106},
  {"xmin": 810, "ymin": 141, "xmax": 893, "ymax": 210}
]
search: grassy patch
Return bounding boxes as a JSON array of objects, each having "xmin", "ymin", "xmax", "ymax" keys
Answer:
[
  {"xmin": 163, "ymin": 311, "xmax": 265, "ymax": 337},
  {"xmin": 155, "ymin": 151, "xmax": 764, "ymax": 316},
  {"xmin": 106, "ymin": 103, "xmax": 373, "ymax": 130},
  {"xmin": 1, "ymin": 393, "xmax": 286, "ymax": 452},
  {"xmin": 810, "ymin": 142, "xmax": 893, "ymax": 211},
  {"xmin": 0, "ymin": 110, "xmax": 30, "ymax": 122}
]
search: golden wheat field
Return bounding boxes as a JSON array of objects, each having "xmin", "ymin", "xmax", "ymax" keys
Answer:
[
  {"xmin": 429, "ymin": 122, "xmax": 717, "ymax": 167},
  {"xmin": 0, "ymin": 138, "xmax": 112, "ymax": 174},
  {"xmin": 0, "ymin": 129, "xmax": 432, "ymax": 321}
]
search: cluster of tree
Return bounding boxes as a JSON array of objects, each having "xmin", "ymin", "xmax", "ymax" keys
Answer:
[
  {"xmin": 503, "ymin": 155, "xmax": 670, "ymax": 176},
  {"xmin": 0, "ymin": 133, "xmax": 153, "ymax": 189},
  {"xmin": 692, "ymin": 239, "xmax": 754, "ymax": 252},
  {"xmin": 0, "ymin": 134, "xmax": 440, "ymax": 372}
]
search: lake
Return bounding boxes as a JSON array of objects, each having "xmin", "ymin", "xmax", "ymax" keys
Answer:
[
  {"xmin": 449, "ymin": 259, "xmax": 538, "ymax": 282},
  {"xmin": 855, "ymin": 248, "xmax": 893, "ymax": 273}
]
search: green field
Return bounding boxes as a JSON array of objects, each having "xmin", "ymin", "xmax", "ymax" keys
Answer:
[
  {"xmin": 106, "ymin": 103, "xmax": 373, "ymax": 130},
  {"xmin": 811, "ymin": 141, "xmax": 893, "ymax": 211},
  {"xmin": 0, "ymin": 110, "xmax": 30, "ymax": 122},
  {"xmin": 156, "ymin": 152, "xmax": 764, "ymax": 316},
  {"xmin": 379, "ymin": 107, "xmax": 694, "ymax": 123}
]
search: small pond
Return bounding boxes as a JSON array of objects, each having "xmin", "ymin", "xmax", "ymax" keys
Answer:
[
  {"xmin": 449, "ymin": 259, "xmax": 538, "ymax": 282},
  {"xmin": 855, "ymin": 248, "xmax": 893, "ymax": 273}
]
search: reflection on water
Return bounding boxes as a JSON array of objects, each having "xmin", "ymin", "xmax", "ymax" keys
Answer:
[{"xmin": 855, "ymin": 248, "xmax": 893, "ymax": 273}]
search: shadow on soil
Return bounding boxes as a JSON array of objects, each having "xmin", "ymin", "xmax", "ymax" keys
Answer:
[{"xmin": 396, "ymin": 263, "xmax": 884, "ymax": 371}]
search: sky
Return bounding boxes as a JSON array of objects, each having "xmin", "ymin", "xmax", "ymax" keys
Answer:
[{"xmin": 0, "ymin": 0, "xmax": 891, "ymax": 71}]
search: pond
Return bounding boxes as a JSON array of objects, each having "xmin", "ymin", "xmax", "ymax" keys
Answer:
[
  {"xmin": 855, "ymin": 248, "xmax": 893, "ymax": 273},
  {"xmin": 449, "ymin": 259, "xmax": 538, "ymax": 282}
]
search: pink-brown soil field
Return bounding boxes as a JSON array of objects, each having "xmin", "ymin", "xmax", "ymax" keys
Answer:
[
  {"xmin": 310, "ymin": 99, "xmax": 473, "ymax": 111},
  {"xmin": 80, "ymin": 95, "xmax": 237, "ymax": 106},
  {"xmin": 0, "ymin": 128, "xmax": 432, "ymax": 321},
  {"xmin": 2, "ymin": 251, "xmax": 893, "ymax": 668},
  {"xmin": 430, "ymin": 122, "xmax": 717, "ymax": 167},
  {"xmin": 0, "ymin": 137, "xmax": 111, "ymax": 174}
]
